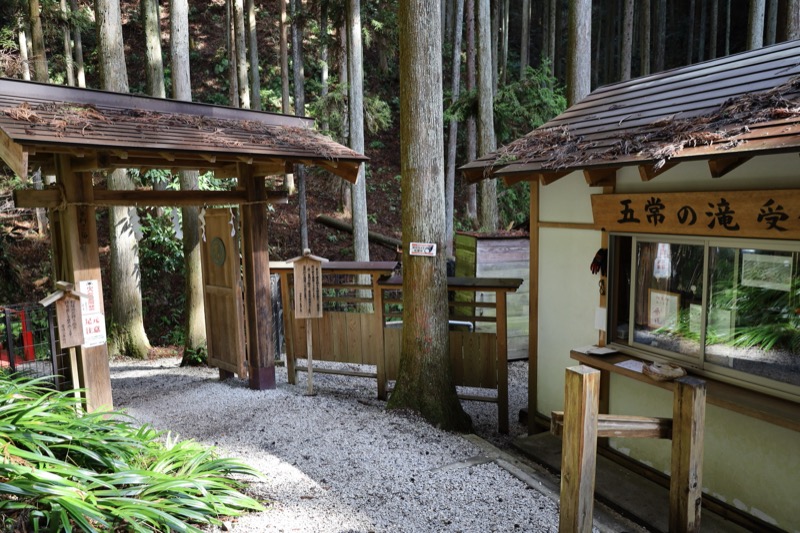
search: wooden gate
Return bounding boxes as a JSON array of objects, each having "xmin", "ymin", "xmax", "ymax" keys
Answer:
[{"xmin": 200, "ymin": 208, "xmax": 247, "ymax": 377}]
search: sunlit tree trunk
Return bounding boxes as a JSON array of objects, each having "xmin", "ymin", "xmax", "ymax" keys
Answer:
[
  {"xmin": 621, "ymin": 0, "xmax": 634, "ymax": 80},
  {"xmin": 171, "ymin": 0, "xmax": 207, "ymax": 355},
  {"xmin": 61, "ymin": 0, "xmax": 75, "ymax": 86},
  {"xmin": 319, "ymin": 0, "xmax": 329, "ymax": 132},
  {"xmin": 348, "ymin": 0, "xmax": 369, "ymax": 263},
  {"xmin": 17, "ymin": 22, "xmax": 31, "ymax": 81},
  {"xmin": 142, "ymin": 0, "xmax": 166, "ymax": 98},
  {"xmin": 747, "ymin": 0, "xmax": 765, "ymax": 49},
  {"xmin": 388, "ymin": 0, "xmax": 471, "ymax": 433},
  {"xmin": 233, "ymin": 0, "xmax": 251, "ymax": 108},
  {"xmin": 227, "ymin": 1, "xmax": 239, "ymax": 106},
  {"xmin": 477, "ymin": 0, "xmax": 497, "ymax": 231},
  {"xmin": 292, "ymin": 0, "xmax": 309, "ymax": 249},
  {"xmin": 445, "ymin": 0, "xmax": 463, "ymax": 257},
  {"xmin": 70, "ymin": 0, "xmax": 86, "ymax": 87},
  {"xmin": 28, "ymin": 0, "xmax": 48, "ymax": 82},
  {"xmin": 96, "ymin": 0, "xmax": 151, "ymax": 359},
  {"xmin": 246, "ymin": 0, "xmax": 261, "ymax": 109}
]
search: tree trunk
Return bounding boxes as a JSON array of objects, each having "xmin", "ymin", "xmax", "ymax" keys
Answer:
[
  {"xmin": 96, "ymin": 0, "xmax": 151, "ymax": 359},
  {"xmin": 698, "ymin": 0, "xmax": 707, "ymax": 61},
  {"xmin": 142, "ymin": 0, "xmax": 166, "ymax": 98},
  {"xmin": 520, "ymin": 0, "xmax": 530, "ymax": 77},
  {"xmin": 620, "ymin": 0, "xmax": 634, "ymax": 80},
  {"xmin": 319, "ymin": 0, "xmax": 329, "ymax": 132},
  {"xmin": 61, "ymin": 0, "xmax": 75, "ymax": 86},
  {"xmin": 445, "ymin": 0, "xmax": 464, "ymax": 257},
  {"xmin": 70, "ymin": 0, "xmax": 86, "ymax": 87},
  {"xmin": 747, "ymin": 0, "xmax": 765, "ymax": 49},
  {"xmin": 28, "ymin": 0, "xmax": 48, "ymax": 82},
  {"xmin": 279, "ymin": 0, "xmax": 294, "ymax": 193},
  {"xmin": 246, "ymin": 0, "xmax": 261, "ymax": 110},
  {"xmin": 233, "ymin": 0, "xmax": 251, "ymax": 108},
  {"xmin": 491, "ymin": 0, "xmax": 499, "ymax": 94},
  {"xmin": 500, "ymin": 0, "xmax": 509, "ymax": 84},
  {"xmin": 724, "ymin": 0, "xmax": 731, "ymax": 55},
  {"xmin": 339, "ymin": 25, "xmax": 351, "ymax": 216},
  {"xmin": 787, "ymin": 0, "xmax": 800, "ymax": 39},
  {"xmin": 227, "ymin": 1, "xmax": 239, "ymax": 106},
  {"xmin": 654, "ymin": 0, "xmax": 665, "ymax": 72},
  {"xmin": 171, "ymin": 0, "xmax": 207, "ymax": 355},
  {"xmin": 687, "ymin": 0, "xmax": 695, "ymax": 64},
  {"xmin": 567, "ymin": 0, "xmax": 591, "ymax": 105},
  {"xmin": 709, "ymin": 0, "xmax": 718, "ymax": 58},
  {"xmin": 765, "ymin": 0, "xmax": 777, "ymax": 45},
  {"xmin": 477, "ymin": 0, "xmax": 498, "ymax": 231},
  {"xmin": 640, "ymin": 0, "xmax": 650, "ymax": 75},
  {"xmin": 465, "ymin": 0, "xmax": 477, "ymax": 228},
  {"xmin": 17, "ymin": 22, "xmax": 31, "ymax": 81},
  {"xmin": 348, "ymin": 0, "xmax": 369, "ymax": 263},
  {"xmin": 389, "ymin": 0, "xmax": 471, "ymax": 433},
  {"xmin": 292, "ymin": 0, "xmax": 309, "ymax": 249}
]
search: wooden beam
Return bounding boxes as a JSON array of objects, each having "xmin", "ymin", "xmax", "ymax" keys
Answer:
[
  {"xmin": 638, "ymin": 160, "xmax": 678, "ymax": 181},
  {"xmin": 559, "ymin": 366, "xmax": 600, "ymax": 533},
  {"xmin": 707, "ymin": 156, "xmax": 751, "ymax": 178},
  {"xmin": 551, "ymin": 411, "xmax": 673, "ymax": 439},
  {"xmin": 13, "ymin": 188, "xmax": 289, "ymax": 208},
  {"xmin": 670, "ymin": 376, "xmax": 707, "ymax": 533},
  {"xmin": 527, "ymin": 182, "xmax": 540, "ymax": 434},
  {"xmin": 583, "ymin": 167, "xmax": 619, "ymax": 186},
  {"xmin": 0, "ymin": 128, "xmax": 28, "ymax": 179}
]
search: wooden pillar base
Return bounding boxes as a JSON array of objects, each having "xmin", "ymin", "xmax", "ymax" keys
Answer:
[
  {"xmin": 249, "ymin": 365, "xmax": 276, "ymax": 389},
  {"xmin": 219, "ymin": 368, "xmax": 235, "ymax": 381}
]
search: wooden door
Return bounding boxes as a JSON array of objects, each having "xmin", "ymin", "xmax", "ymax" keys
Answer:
[{"xmin": 200, "ymin": 208, "xmax": 247, "ymax": 377}]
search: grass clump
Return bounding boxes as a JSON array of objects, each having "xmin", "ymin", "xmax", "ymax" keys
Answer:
[{"xmin": 0, "ymin": 373, "xmax": 265, "ymax": 532}]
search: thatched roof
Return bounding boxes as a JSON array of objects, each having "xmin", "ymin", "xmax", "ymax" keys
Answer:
[
  {"xmin": 0, "ymin": 78, "xmax": 366, "ymax": 182},
  {"xmin": 461, "ymin": 39, "xmax": 800, "ymax": 185}
]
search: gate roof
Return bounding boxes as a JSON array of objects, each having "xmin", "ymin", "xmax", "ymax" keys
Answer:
[
  {"xmin": 461, "ymin": 39, "xmax": 800, "ymax": 185},
  {"xmin": 0, "ymin": 78, "xmax": 366, "ymax": 182}
]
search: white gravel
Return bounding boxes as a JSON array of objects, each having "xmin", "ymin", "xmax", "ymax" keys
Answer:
[{"xmin": 109, "ymin": 357, "xmax": 638, "ymax": 533}]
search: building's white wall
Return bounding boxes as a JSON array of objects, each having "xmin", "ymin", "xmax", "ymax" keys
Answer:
[{"xmin": 536, "ymin": 154, "xmax": 800, "ymax": 531}]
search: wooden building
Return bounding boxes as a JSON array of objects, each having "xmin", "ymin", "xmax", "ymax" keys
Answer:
[
  {"xmin": 0, "ymin": 78, "xmax": 366, "ymax": 412},
  {"xmin": 463, "ymin": 40, "xmax": 800, "ymax": 531}
]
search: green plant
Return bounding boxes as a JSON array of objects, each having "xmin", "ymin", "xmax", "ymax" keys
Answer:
[
  {"xmin": 181, "ymin": 345, "xmax": 208, "ymax": 367},
  {"xmin": 0, "ymin": 373, "xmax": 264, "ymax": 531}
]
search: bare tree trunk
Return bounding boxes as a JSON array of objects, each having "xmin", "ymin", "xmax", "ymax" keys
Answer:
[
  {"xmin": 687, "ymin": 0, "xmax": 696, "ymax": 64},
  {"xmin": 17, "ymin": 23, "xmax": 31, "ymax": 81},
  {"xmin": 491, "ymin": 0, "xmax": 499, "ymax": 94},
  {"xmin": 142, "ymin": 0, "xmax": 166, "ymax": 98},
  {"xmin": 709, "ymin": 0, "xmax": 718, "ymax": 58},
  {"xmin": 747, "ymin": 0, "xmax": 765, "ymax": 49},
  {"xmin": 698, "ymin": 0, "xmax": 707, "ymax": 61},
  {"xmin": 70, "ymin": 0, "xmax": 86, "ymax": 87},
  {"xmin": 171, "ymin": 0, "xmax": 207, "ymax": 354},
  {"xmin": 445, "ymin": 0, "xmax": 464, "ymax": 257},
  {"xmin": 339, "ymin": 25, "xmax": 351, "ymax": 216},
  {"xmin": 725, "ymin": 0, "xmax": 731, "ymax": 55},
  {"xmin": 520, "ymin": 0, "xmax": 530, "ymax": 77},
  {"xmin": 568, "ymin": 0, "xmax": 591, "ymax": 104},
  {"xmin": 292, "ymin": 0, "xmax": 309, "ymax": 249},
  {"xmin": 465, "ymin": 0, "xmax": 477, "ymax": 227},
  {"xmin": 280, "ymin": 0, "xmax": 290, "ymax": 114},
  {"xmin": 640, "ymin": 0, "xmax": 651, "ymax": 75},
  {"xmin": 765, "ymin": 0, "xmax": 777, "ymax": 45},
  {"xmin": 28, "ymin": 0, "xmax": 48, "ymax": 82},
  {"xmin": 477, "ymin": 0, "xmax": 498, "ymax": 231},
  {"xmin": 227, "ymin": 1, "xmax": 239, "ymax": 107},
  {"xmin": 319, "ymin": 0, "xmax": 329, "ymax": 132},
  {"xmin": 787, "ymin": 0, "xmax": 800, "ymax": 39},
  {"xmin": 389, "ymin": 0, "xmax": 471, "ymax": 433},
  {"xmin": 245, "ymin": 0, "xmax": 261, "ymax": 109},
  {"xmin": 96, "ymin": 0, "xmax": 151, "ymax": 358},
  {"xmin": 61, "ymin": 0, "xmax": 75, "ymax": 86},
  {"xmin": 654, "ymin": 0, "xmax": 665, "ymax": 72},
  {"xmin": 233, "ymin": 0, "xmax": 251, "ymax": 108},
  {"xmin": 348, "ymin": 0, "xmax": 369, "ymax": 263},
  {"xmin": 500, "ymin": 0, "xmax": 509, "ymax": 84},
  {"xmin": 620, "ymin": 0, "xmax": 634, "ymax": 80}
]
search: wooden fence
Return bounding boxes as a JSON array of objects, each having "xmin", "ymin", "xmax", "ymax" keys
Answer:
[{"xmin": 271, "ymin": 261, "xmax": 522, "ymax": 433}]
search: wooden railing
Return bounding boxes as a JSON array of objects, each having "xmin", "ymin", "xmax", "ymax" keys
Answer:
[{"xmin": 271, "ymin": 261, "xmax": 522, "ymax": 433}]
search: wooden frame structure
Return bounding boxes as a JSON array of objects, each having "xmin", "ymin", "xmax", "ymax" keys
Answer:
[
  {"xmin": 272, "ymin": 261, "xmax": 522, "ymax": 433},
  {"xmin": 0, "ymin": 78, "xmax": 366, "ymax": 411}
]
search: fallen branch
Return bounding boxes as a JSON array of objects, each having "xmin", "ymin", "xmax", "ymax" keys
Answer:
[{"xmin": 315, "ymin": 215, "xmax": 401, "ymax": 250}]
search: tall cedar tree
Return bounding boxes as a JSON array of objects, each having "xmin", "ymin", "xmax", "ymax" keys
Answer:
[{"xmin": 388, "ymin": 0, "xmax": 471, "ymax": 432}]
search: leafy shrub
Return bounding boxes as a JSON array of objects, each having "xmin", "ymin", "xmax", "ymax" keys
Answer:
[{"xmin": 0, "ymin": 373, "xmax": 264, "ymax": 532}]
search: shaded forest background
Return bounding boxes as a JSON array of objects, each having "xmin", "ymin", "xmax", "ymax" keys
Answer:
[{"xmin": 0, "ymin": 0, "xmax": 795, "ymax": 347}]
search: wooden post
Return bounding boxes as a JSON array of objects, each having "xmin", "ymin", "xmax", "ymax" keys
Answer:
[
  {"xmin": 496, "ymin": 289, "xmax": 509, "ymax": 434},
  {"xmin": 305, "ymin": 319, "xmax": 314, "ymax": 394},
  {"xmin": 670, "ymin": 376, "xmax": 707, "ymax": 533},
  {"xmin": 527, "ymin": 180, "xmax": 540, "ymax": 433},
  {"xmin": 559, "ymin": 365, "xmax": 600, "ymax": 533},
  {"xmin": 239, "ymin": 165, "xmax": 276, "ymax": 389},
  {"xmin": 280, "ymin": 272, "xmax": 297, "ymax": 385},
  {"xmin": 375, "ymin": 275, "xmax": 388, "ymax": 400},
  {"xmin": 53, "ymin": 155, "xmax": 113, "ymax": 411}
]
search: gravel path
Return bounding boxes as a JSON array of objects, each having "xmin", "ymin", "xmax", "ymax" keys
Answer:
[{"xmin": 109, "ymin": 357, "xmax": 639, "ymax": 533}]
